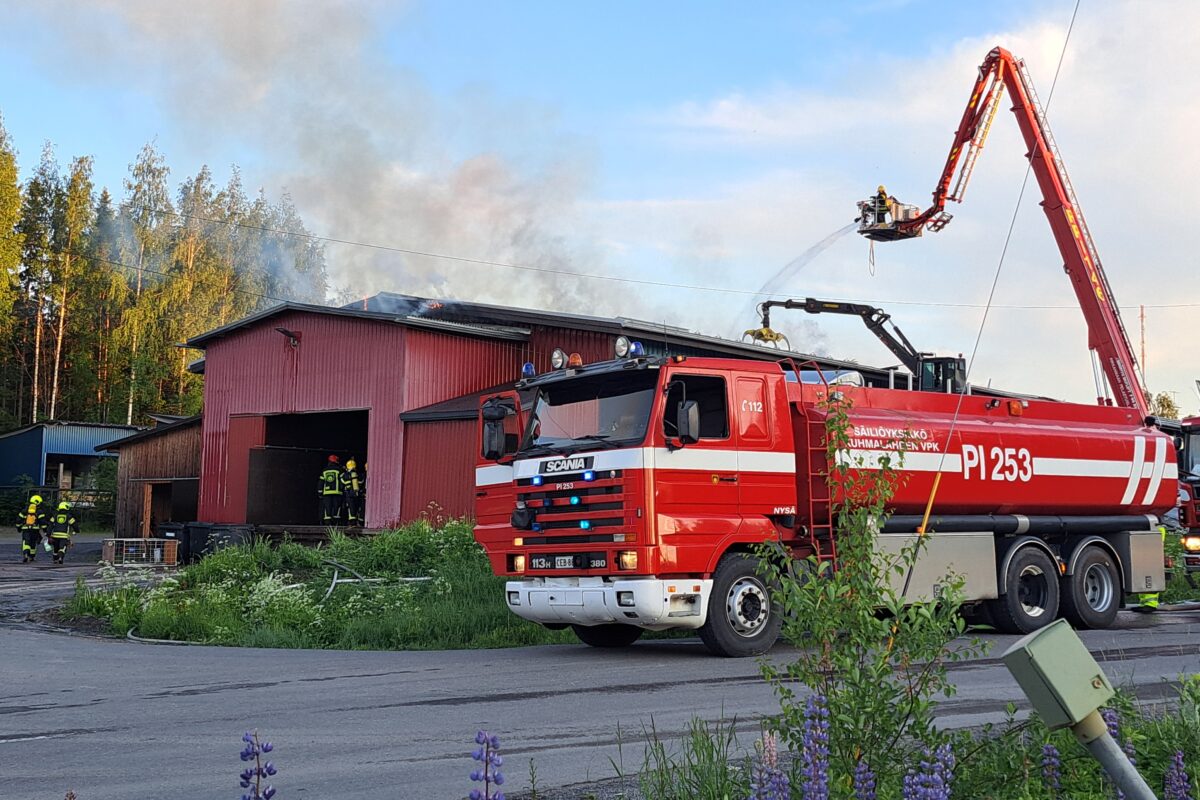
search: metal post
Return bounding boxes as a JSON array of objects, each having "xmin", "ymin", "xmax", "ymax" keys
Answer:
[{"xmin": 1072, "ymin": 710, "xmax": 1157, "ymax": 800}]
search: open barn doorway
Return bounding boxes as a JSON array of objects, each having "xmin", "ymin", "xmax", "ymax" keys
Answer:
[{"xmin": 246, "ymin": 410, "xmax": 369, "ymax": 526}]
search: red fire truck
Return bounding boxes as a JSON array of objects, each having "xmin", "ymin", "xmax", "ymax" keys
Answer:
[{"xmin": 475, "ymin": 347, "xmax": 1175, "ymax": 656}]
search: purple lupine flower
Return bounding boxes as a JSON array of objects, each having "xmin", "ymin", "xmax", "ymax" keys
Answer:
[
  {"xmin": 237, "ymin": 731, "xmax": 278, "ymax": 800},
  {"xmin": 853, "ymin": 759, "xmax": 877, "ymax": 800},
  {"xmin": 1165, "ymin": 751, "xmax": 1195, "ymax": 800},
  {"xmin": 747, "ymin": 731, "xmax": 790, "ymax": 800},
  {"xmin": 902, "ymin": 744, "xmax": 955, "ymax": 800},
  {"xmin": 469, "ymin": 730, "xmax": 505, "ymax": 800},
  {"xmin": 799, "ymin": 694, "xmax": 830, "ymax": 800},
  {"xmin": 1041, "ymin": 743, "xmax": 1062, "ymax": 798}
]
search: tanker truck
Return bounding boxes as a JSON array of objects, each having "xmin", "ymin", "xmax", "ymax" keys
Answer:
[{"xmin": 474, "ymin": 343, "xmax": 1175, "ymax": 657}]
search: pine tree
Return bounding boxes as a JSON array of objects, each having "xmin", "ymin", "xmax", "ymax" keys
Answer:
[
  {"xmin": 47, "ymin": 155, "xmax": 94, "ymax": 420},
  {"xmin": 0, "ymin": 114, "xmax": 23, "ymax": 428},
  {"xmin": 118, "ymin": 142, "xmax": 172, "ymax": 424},
  {"xmin": 16, "ymin": 143, "xmax": 61, "ymax": 423}
]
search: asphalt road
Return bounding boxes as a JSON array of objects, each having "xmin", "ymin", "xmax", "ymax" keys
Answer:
[{"xmin": 3, "ymin": 599, "xmax": 1200, "ymax": 800}]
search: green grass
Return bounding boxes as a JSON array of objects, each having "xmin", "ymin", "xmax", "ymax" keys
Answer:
[{"xmin": 64, "ymin": 519, "xmax": 575, "ymax": 650}]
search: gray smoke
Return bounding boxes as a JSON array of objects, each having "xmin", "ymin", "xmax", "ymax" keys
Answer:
[{"xmin": 10, "ymin": 1, "xmax": 627, "ymax": 317}]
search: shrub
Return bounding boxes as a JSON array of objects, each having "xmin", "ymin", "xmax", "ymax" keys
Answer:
[{"xmin": 758, "ymin": 393, "xmax": 984, "ymax": 790}]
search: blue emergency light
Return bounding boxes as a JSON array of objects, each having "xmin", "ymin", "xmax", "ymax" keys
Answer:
[
  {"xmin": 629, "ymin": 341, "xmax": 645, "ymax": 357},
  {"xmin": 570, "ymin": 496, "xmax": 581, "ymax": 505},
  {"xmin": 582, "ymin": 470, "xmax": 596, "ymax": 482},
  {"xmin": 531, "ymin": 475, "xmax": 544, "ymax": 486},
  {"xmin": 521, "ymin": 362, "xmax": 536, "ymax": 378},
  {"xmin": 580, "ymin": 520, "xmax": 591, "ymax": 530}
]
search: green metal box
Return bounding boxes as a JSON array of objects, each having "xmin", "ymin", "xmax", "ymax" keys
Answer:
[{"xmin": 1001, "ymin": 619, "xmax": 1114, "ymax": 730}]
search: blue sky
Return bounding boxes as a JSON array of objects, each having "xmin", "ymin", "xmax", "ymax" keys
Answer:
[{"xmin": 0, "ymin": 1, "xmax": 1195, "ymax": 409}]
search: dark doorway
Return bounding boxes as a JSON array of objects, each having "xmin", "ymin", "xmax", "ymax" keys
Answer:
[{"xmin": 246, "ymin": 410, "xmax": 369, "ymax": 526}]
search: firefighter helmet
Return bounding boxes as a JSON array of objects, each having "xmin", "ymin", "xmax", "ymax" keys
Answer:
[
  {"xmin": 328, "ymin": 454, "xmax": 340, "ymax": 464},
  {"xmin": 877, "ymin": 184, "xmax": 887, "ymax": 195},
  {"xmin": 30, "ymin": 494, "xmax": 43, "ymax": 505},
  {"xmin": 346, "ymin": 459, "xmax": 356, "ymax": 470},
  {"xmin": 57, "ymin": 501, "xmax": 70, "ymax": 511}
]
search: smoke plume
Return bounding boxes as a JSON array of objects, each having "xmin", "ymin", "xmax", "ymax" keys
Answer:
[{"xmin": 10, "ymin": 1, "xmax": 631, "ymax": 318}]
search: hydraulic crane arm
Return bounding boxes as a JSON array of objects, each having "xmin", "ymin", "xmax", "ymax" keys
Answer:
[
  {"xmin": 752, "ymin": 297, "xmax": 921, "ymax": 373},
  {"xmin": 863, "ymin": 46, "xmax": 1149, "ymax": 416}
]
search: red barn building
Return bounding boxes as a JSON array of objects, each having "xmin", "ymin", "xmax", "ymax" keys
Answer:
[{"xmin": 186, "ymin": 293, "xmax": 886, "ymax": 529}]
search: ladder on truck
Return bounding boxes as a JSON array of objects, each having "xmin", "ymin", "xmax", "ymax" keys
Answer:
[{"xmin": 786, "ymin": 359, "xmax": 838, "ymax": 564}]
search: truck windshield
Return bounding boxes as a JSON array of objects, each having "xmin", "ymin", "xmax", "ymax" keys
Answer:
[
  {"xmin": 1186, "ymin": 432, "xmax": 1200, "ymax": 480},
  {"xmin": 523, "ymin": 370, "xmax": 658, "ymax": 454}
]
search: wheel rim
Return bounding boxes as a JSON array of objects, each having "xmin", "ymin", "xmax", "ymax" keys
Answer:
[
  {"xmin": 725, "ymin": 576, "xmax": 769, "ymax": 637},
  {"xmin": 1082, "ymin": 562, "xmax": 1114, "ymax": 612},
  {"xmin": 1018, "ymin": 564, "xmax": 1050, "ymax": 617}
]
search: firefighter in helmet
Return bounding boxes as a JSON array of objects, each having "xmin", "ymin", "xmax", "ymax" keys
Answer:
[
  {"xmin": 17, "ymin": 493, "xmax": 46, "ymax": 563},
  {"xmin": 47, "ymin": 501, "xmax": 77, "ymax": 565},
  {"xmin": 319, "ymin": 455, "xmax": 344, "ymax": 525},
  {"xmin": 872, "ymin": 184, "xmax": 891, "ymax": 226},
  {"xmin": 341, "ymin": 458, "xmax": 364, "ymax": 527}
]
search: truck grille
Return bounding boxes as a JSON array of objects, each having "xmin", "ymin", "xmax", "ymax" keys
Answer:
[{"xmin": 515, "ymin": 469, "xmax": 629, "ymax": 540}]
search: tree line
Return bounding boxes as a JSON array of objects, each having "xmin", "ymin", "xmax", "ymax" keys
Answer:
[{"xmin": 0, "ymin": 114, "xmax": 329, "ymax": 429}]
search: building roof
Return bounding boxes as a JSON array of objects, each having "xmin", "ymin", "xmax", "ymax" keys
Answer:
[
  {"xmin": 0, "ymin": 420, "xmax": 141, "ymax": 442},
  {"xmin": 97, "ymin": 415, "xmax": 202, "ymax": 451},
  {"xmin": 185, "ymin": 301, "xmax": 529, "ymax": 349},
  {"xmin": 400, "ymin": 384, "xmax": 522, "ymax": 423}
]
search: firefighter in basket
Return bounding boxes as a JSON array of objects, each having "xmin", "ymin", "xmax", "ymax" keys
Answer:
[
  {"xmin": 47, "ymin": 501, "xmax": 77, "ymax": 565},
  {"xmin": 17, "ymin": 493, "xmax": 46, "ymax": 563}
]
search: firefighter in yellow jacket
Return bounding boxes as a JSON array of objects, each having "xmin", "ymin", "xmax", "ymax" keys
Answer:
[
  {"xmin": 341, "ymin": 458, "xmax": 364, "ymax": 527},
  {"xmin": 47, "ymin": 501, "xmax": 77, "ymax": 565},
  {"xmin": 17, "ymin": 493, "xmax": 46, "ymax": 563},
  {"xmin": 318, "ymin": 455, "xmax": 343, "ymax": 525}
]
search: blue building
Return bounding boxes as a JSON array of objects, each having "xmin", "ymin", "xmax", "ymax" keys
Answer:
[{"xmin": 0, "ymin": 421, "xmax": 141, "ymax": 489}]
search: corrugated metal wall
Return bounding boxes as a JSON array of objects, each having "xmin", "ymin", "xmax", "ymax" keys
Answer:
[
  {"xmin": 0, "ymin": 428, "xmax": 43, "ymax": 485},
  {"xmin": 198, "ymin": 311, "xmax": 526, "ymax": 528},
  {"xmin": 528, "ymin": 327, "xmax": 613, "ymax": 371},
  {"xmin": 113, "ymin": 422, "xmax": 202, "ymax": 537},
  {"xmin": 403, "ymin": 329, "xmax": 524, "ymax": 410},
  {"xmin": 400, "ymin": 420, "xmax": 477, "ymax": 521}
]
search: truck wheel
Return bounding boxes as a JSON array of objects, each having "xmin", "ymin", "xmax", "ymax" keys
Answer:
[
  {"xmin": 989, "ymin": 547, "xmax": 1060, "ymax": 634},
  {"xmin": 1060, "ymin": 546, "xmax": 1120, "ymax": 629},
  {"xmin": 571, "ymin": 624, "xmax": 643, "ymax": 648},
  {"xmin": 698, "ymin": 554, "xmax": 781, "ymax": 657}
]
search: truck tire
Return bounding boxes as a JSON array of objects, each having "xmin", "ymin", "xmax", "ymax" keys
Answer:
[
  {"xmin": 698, "ymin": 553, "xmax": 781, "ymax": 657},
  {"xmin": 989, "ymin": 546, "xmax": 1060, "ymax": 634},
  {"xmin": 1059, "ymin": 546, "xmax": 1120, "ymax": 629},
  {"xmin": 571, "ymin": 624, "xmax": 643, "ymax": 648}
]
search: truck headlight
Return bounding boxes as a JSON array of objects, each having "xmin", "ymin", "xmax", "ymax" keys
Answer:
[
  {"xmin": 617, "ymin": 591, "xmax": 636, "ymax": 607},
  {"xmin": 617, "ymin": 550, "xmax": 637, "ymax": 571},
  {"xmin": 1181, "ymin": 536, "xmax": 1200, "ymax": 553},
  {"xmin": 511, "ymin": 554, "xmax": 526, "ymax": 573}
]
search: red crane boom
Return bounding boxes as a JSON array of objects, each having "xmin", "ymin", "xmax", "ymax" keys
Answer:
[{"xmin": 863, "ymin": 46, "xmax": 1149, "ymax": 416}]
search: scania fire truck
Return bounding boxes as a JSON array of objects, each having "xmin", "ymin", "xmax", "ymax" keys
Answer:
[{"xmin": 474, "ymin": 343, "xmax": 1175, "ymax": 656}]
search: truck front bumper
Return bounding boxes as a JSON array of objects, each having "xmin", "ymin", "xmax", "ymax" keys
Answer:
[{"xmin": 505, "ymin": 576, "xmax": 714, "ymax": 631}]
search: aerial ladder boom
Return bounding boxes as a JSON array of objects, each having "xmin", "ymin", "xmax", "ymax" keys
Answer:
[{"xmin": 859, "ymin": 46, "xmax": 1149, "ymax": 416}]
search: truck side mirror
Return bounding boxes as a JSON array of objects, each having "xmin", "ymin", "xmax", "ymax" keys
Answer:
[
  {"xmin": 480, "ymin": 398, "xmax": 515, "ymax": 461},
  {"xmin": 482, "ymin": 421, "xmax": 507, "ymax": 461},
  {"xmin": 677, "ymin": 400, "xmax": 700, "ymax": 445}
]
